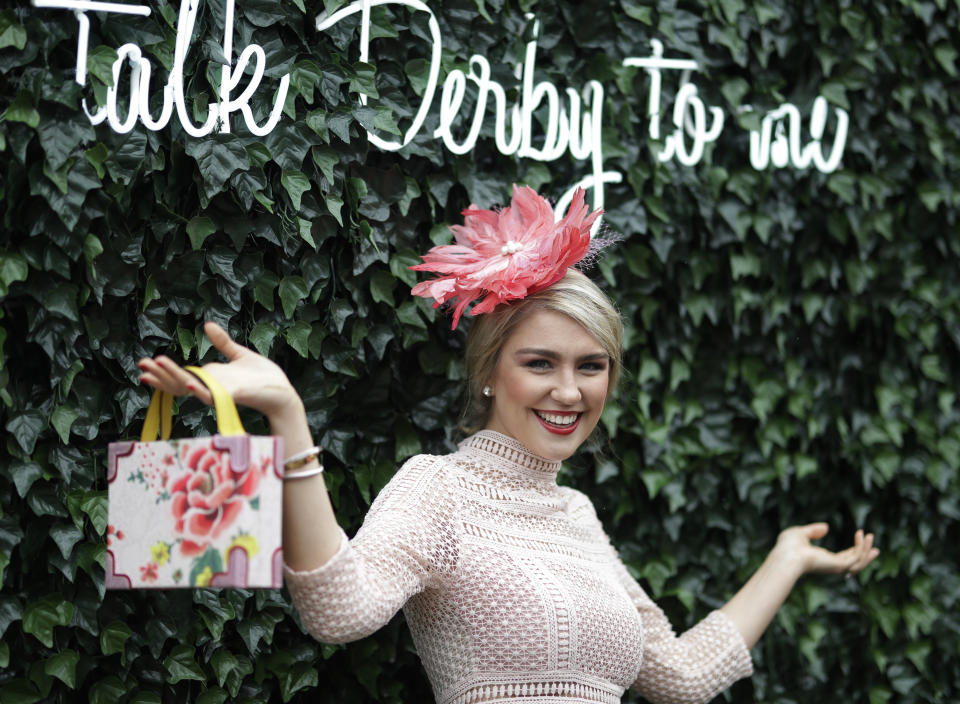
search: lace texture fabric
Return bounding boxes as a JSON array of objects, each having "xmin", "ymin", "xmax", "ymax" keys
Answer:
[{"xmin": 285, "ymin": 431, "xmax": 753, "ymax": 704}]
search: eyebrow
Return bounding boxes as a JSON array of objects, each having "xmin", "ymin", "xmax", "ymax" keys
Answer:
[{"xmin": 514, "ymin": 348, "xmax": 609, "ymax": 362}]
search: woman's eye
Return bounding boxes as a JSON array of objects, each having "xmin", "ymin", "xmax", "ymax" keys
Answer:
[
  {"xmin": 580, "ymin": 362, "xmax": 608, "ymax": 372},
  {"xmin": 525, "ymin": 359, "xmax": 551, "ymax": 370}
]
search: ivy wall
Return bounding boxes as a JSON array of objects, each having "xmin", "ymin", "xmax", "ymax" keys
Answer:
[{"xmin": 1, "ymin": 0, "xmax": 959, "ymax": 702}]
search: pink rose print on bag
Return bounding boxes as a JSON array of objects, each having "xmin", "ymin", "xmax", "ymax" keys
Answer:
[{"xmin": 167, "ymin": 442, "xmax": 263, "ymax": 557}]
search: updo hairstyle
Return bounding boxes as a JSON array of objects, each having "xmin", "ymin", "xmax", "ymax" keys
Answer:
[{"xmin": 462, "ymin": 269, "xmax": 623, "ymax": 433}]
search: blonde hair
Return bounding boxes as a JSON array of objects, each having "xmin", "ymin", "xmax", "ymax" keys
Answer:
[{"xmin": 462, "ymin": 269, "xmax": 623, "ymax": 433}]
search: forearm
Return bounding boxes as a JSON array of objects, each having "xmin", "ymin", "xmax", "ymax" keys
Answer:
[
  {"xmin": 267, "ymin": 398, "xmax": 343, "ymax": 571},
  {"xmin": 719, "ymin": 548, "xmax": 803, "ymax": 649}
]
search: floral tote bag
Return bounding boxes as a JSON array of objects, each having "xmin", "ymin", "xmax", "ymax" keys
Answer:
[{"xmin": 107, "ymin": 367, "xmax": 284, "ymax": 588}]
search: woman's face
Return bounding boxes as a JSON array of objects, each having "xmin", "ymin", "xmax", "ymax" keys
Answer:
[{"xmin": 485, "ymin": 309, "xmax": 610, "ymax": 461}]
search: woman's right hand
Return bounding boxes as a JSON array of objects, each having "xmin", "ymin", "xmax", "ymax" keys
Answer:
[{"xmin": 137, "ymin": 321, "xmax": 301, "ymax": 421}]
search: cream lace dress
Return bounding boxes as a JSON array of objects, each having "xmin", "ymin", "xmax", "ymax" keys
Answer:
[{"xmin": 285, "ymin": 431, "xmax": 752, "ymax": 704}]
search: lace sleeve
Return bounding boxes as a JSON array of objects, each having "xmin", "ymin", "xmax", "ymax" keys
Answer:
[
  {"xmin": 626, "ymin": 594, "xmax": 753, "ymax": 704},
  {"xmin": 571, "ymin": 494, "xmax": 753, "ymax": 704},
  {"xmin": 283, "ymin": 454, "xmax": 459, "ymax": 644}
]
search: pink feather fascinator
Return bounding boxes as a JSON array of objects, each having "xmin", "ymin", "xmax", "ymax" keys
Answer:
[{"xmin": 410, "ymin": 185, "xmax": 603, "ymax": 329}]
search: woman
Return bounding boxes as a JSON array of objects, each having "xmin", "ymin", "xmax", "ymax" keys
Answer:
[{"xmin": 138, "ymin": 187, "xmax": 878, "ymax": 704}]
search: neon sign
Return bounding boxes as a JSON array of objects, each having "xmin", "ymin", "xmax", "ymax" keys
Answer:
[
  {"xmin": 33, "ymin": 0, "xmax": 289, "ymax": 136},
  {"xmin": 33, "ymin": 0, "xmax": 850, "ymax": 225}
]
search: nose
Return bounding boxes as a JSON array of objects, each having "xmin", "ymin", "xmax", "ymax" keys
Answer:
[{"xmin": 550, "ymin": 370, "xmax": 582, "ymax": 405}]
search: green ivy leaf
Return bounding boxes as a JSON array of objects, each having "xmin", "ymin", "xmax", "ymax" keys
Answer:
[
  {"xmin": 89, "ymin": 675, "xmax": 130, "ymax": 704},
  {"xmin": 290, "ymin": 60, "xmax": 324, "ymax": 103},
  {"xmin": 163, "ymin": 644, "xmax": 206, "ymax": 684},
  {"xmin": 85, "ymin": 45, "xmax": 117, "ymax": 86},
  {"xmin": 210, "ymin": 651, "xmax": 253, "ymax": 697},
  {"xmin": 281, "ymin": 170, "xmax": 311, "ymax": 211},
  {"xmin": 329, "ymin": 299, "xmax": 353, "ymax": 333},
  {"xmin": 395, "ymin": 301, "xmax": 425, "ymax": 329},
  {"xmin": 325, "ymin": 193, "xmax": 344, "ymax": 226},
  {"xmin": 254, "ymin": 271, "xmax": 279, "ymax": 311},
  {"xmin": 393, "ymin": 418, "xmax": 421, "ymax": 462},
  {"xmin": 42, "ymin": 157, "xmax": 72, "ymax": 195},
  {"xmin": 196, "ymin": 687, "xmax": 229, "ymax": 704},
  {"xmin": 6, "ymin": 90, "xmax": 39, "ymax": 128},
  {"xmin": 49, "ymin": 522, "xmax": 83, "ymax": 560},
  {"xmin": 50, "ymin": 405, "xmax": 79, "ymax": 444},
  {"xmin": 236, "ymin": 611, "xmax": 282, "ymax": 654},
  {"xmin": 84, "ymin": 143, "xmax": 109, "ymax": 179},
  {"xmin": 369, "ymin": 269, "xmax": 395, "ymax": 306},
  {"xmin": 669, "ymin": 359, "xmax": 690, "ymax": 391},
  {"xmin": 284, "ymin": 321, "xmax": 312, "ymax": 358},
  {"xmin": 22, "ymin": 595, "xmax": 74, "ymax": 648},
  {"xmin": 187, "ymin": 216, "xmax": 218, "ymax": 251},
  {"xmin": 311, "ymin": 146, "xmax": 338, "ymax": 184},
  {"xmin": 0, "ymin": 250, "xmax": 29, "ymax": 295},
  {"xmin": 6, "ymin": 410, "xmax": 46, "ymax": 454},
  {"xmin": 43, "ymin": 649, "xmax": 79, "ymax": 688},
  {"xmin": 278, "ymin": 662, "xmax": 318, "ymax": 702},
  {"xmin": 0, "ymin": 597, "xmax": 23, "ymax": 640},
  {"xmin": 298, "ymin": 217, "xmax": 316, "ymax": 248},
  {"xmin": 621, "ymin": 0, "xmax": 653, "ymax": 24},
  {"xmin": 348, "ymin": 61, "xmax": 378, "ymax": 98},
  {"xmin": 795, "ymin": 454, "xmax": 818, "ymax": 479},
  {"xmin": 185, "ymin": 137, "xmax": 251, "ymax": 198},
  {"xmin": 59, "ymin": 360, "xmax": 84, "ymax": 397},
  {"xmin": 278, "ymin": 276, "xmax": 309, "ymax": 318},
  {"xmin": 404, "ymin": 58, "xmax": 432, "ymax": 97},
  {"xmin": 933, "ymin": 43, "xmax": 958, "ymax": 77},
  {"xmin": 0, "ymin": 679, "xmax": 42, "ymax": 704},
  {"xmin": 100, "ymin": 620, "xmax": 133, "ymax": 657},
  {"xmin": 80, "ymin": 492, "xmax": 108, "ymax": 535},
  {"xmin": 249, "ymin": 322, "xmax": 279, "ymax": 356},
  {"xmin": 0, "ymin": 11, "xmax": 27, "ymax": 50}
]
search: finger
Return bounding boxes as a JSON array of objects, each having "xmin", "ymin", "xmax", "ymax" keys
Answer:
[
  {"xmin": 184, "ymin": 379, "xmax": 214, "ymax": 406},
  {"xmin": 139, "ymin": 371, "xmax": 165, "ymax": 390},
  {"xmin": 138, "ymin": 358, "xmax": 185, "ymax": 394},
  {"xmin": 848, "ymin": 535, "xmax": 878, "ymax": 574},
  {"xmin": 802, "ymin": 522, "xmax": 830, "ymax": 541},
  {"xmin": 155, "ymin": 356, "xmax": 196, "ymax": 395},
  {"xmin": 204, "ymin": 321, "xmax": 247, "ymax": 362},
  {"xmin": 839, "ymin": 533, "xmax": 870, "ymax": 573}
]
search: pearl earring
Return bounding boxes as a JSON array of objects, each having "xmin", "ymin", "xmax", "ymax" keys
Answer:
[{"xmin": 482, "ymin": 386, "xmax": 493, "ymax": 398}]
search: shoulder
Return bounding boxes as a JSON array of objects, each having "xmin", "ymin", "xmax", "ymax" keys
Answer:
[
  {"xmin": 368, "ymin": 451, "xmax": 458, "ymax": 511},
  {"xmin": 556, "ymin": 485, "xmax": 604, "ymax": 528}
]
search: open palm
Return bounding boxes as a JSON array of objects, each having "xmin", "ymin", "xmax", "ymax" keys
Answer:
[
  {"xmin": 775, "ymin": 523, "xmax": 879, "ymax": 576},
  {"xmin": 138, "ymin": 321, "xmax": 297, "ymax": 418}
]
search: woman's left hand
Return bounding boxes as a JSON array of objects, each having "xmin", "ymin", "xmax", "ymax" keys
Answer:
[{"xmin": 774, "ymin": 522, "xmax": 879, "ymax": 577}]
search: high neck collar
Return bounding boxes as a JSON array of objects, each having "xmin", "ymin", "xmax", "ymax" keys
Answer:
[{"xmin": 458, "ymin": 430, "xmax": 563, "ymax": 479}]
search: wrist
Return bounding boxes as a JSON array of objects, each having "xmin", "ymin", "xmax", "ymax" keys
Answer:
[
  {"xmin": 266, "ymin": 394, "xmax": 307, "ymax": 428},
  {"xmin": 766, "ymin": 542, "xmax": 806, "ymax": 582}
]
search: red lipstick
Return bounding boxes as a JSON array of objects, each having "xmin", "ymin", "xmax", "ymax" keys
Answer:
[{"xmin": 533, "ymin": 410, "xmax": 582, "ymax": 435}]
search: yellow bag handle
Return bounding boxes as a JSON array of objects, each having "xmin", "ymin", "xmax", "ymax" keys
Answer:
[
  {"xmin": 139, "ymin": 366, "xmax": 246, "ymax": 441},
  {"xmin": 185, "ymin": 366, "xmax": 246, "ymax": 436},
  {"xmin": 141, "ymin": 389, "xmax": 174, "ymax": 441}
]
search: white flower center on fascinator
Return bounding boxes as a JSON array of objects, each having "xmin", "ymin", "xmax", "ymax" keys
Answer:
[{"xmin": 500, "ymin": 240, "xmax": 522, "ymax": 255}]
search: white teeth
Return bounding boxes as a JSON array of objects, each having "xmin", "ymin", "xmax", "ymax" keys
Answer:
[{"xmin": 536, "ymin": 411, "xmax": 578, "ymax": 426}]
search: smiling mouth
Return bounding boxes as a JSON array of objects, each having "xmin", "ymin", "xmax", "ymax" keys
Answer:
[{"xmin": 534, "ymin": 410, "xmax": 582, "ymax": 434}]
